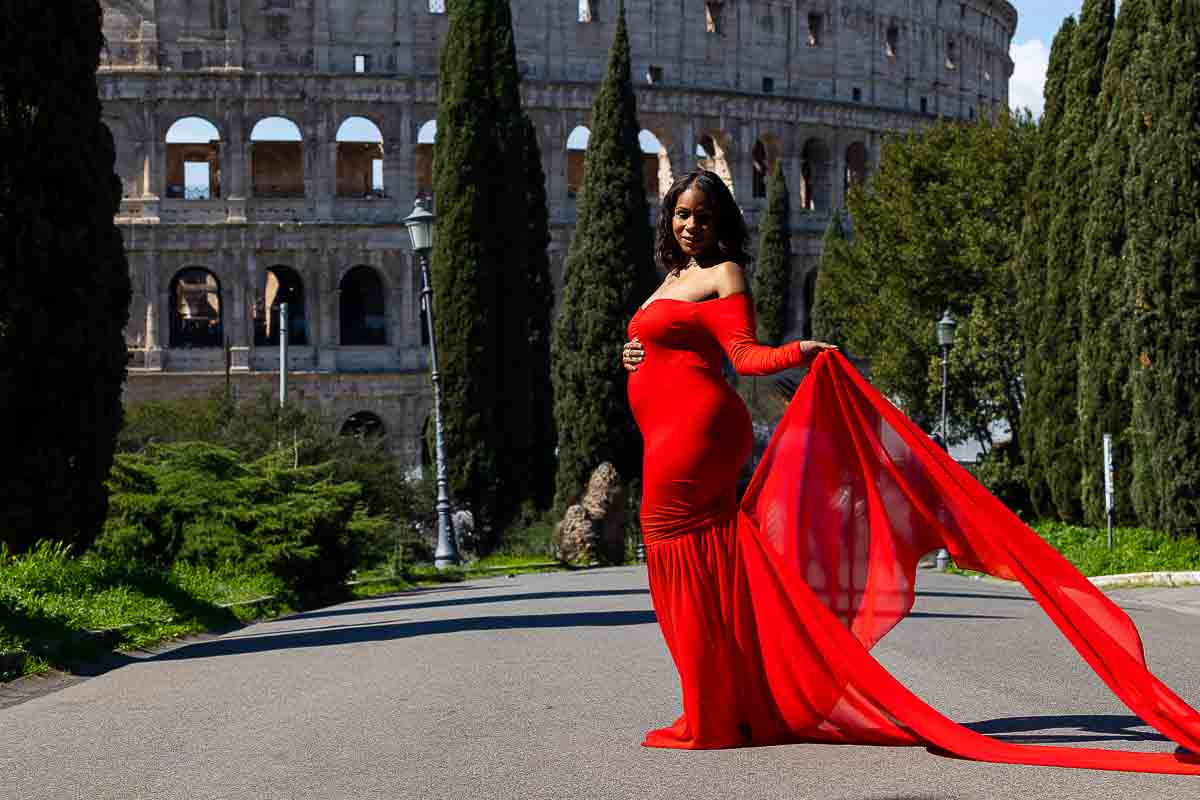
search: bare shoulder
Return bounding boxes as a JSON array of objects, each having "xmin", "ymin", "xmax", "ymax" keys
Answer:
[{"xmin": 711, "ymin": 260, "xmax": 749, "ymax": 297}]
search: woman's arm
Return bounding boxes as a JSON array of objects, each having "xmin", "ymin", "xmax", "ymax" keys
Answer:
[{"xmin": 697, "ymin": 263, "xmax": 836, "ymax": 376}]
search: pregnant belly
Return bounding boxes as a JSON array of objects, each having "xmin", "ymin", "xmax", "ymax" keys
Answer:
[{"xmin": 629, "ymin": 362, "xmax": 752, "ymax": 543}]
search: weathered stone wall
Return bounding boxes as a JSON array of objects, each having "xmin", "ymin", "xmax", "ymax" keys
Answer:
[{"xmin": 99, "ymin": 0, "xmax": 1016, "ymax": 467}]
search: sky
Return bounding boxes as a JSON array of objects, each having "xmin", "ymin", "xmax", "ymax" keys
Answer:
[{"xmin": 1007, "ymin": 1, "xmax": 1099, "ymax": 117}]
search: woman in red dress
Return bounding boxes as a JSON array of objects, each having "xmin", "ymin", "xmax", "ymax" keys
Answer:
[{"xmin": 622, "ymin": 169, "xmax": 1200, "ymax": 773}]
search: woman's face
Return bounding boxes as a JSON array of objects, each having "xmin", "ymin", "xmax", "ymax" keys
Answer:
[{"xmin": 672, "ymin": 185, "xmax": 717, "ymax": 261}]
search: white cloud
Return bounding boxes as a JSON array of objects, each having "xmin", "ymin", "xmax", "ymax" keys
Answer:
[{"xmin": 1009, "ymin": 39, "xmax": 1051, "ymax": 117}]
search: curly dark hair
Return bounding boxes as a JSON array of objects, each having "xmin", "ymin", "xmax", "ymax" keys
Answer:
[{"xmin": 655, "ymin": 169, "xmax": 750, "ymax": 274}]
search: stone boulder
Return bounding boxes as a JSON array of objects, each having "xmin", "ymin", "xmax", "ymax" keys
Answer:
[{"xmin": 553, "ymin": 462, "xmax": 627, "ymax": 566}]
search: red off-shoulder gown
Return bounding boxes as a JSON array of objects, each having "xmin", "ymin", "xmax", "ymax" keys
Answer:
[{"xmin": 627, "ymin": 291, "xmax": 1200, "ymax": 774}]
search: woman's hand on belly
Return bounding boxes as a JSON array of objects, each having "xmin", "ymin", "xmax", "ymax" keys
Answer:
[{"xmin": 623, "ymin": 337, "xmax": 645, "ymax": 372}]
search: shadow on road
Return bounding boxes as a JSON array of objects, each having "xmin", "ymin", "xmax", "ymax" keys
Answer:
[
  {"xmin": 963, "ymin": 714, "xmax": 1171, "ymax": 744},
  {"xmin": 272, "ymin": 589, "xmax": 654, "ymax": 623},
  {"xmin": 914, "ymin": 589, "xmax": 1034, "ymax": 603},
  {"xmin": 156, "ymin": 609, "xmax": 660, "ymax": 660}
]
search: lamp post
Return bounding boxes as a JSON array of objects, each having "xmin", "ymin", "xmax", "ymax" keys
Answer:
[
  {"xmin": 404, "ymin": 198, "xmax": 460, "ymax": 569},
  {"xmin": 936, "ymin": 309, "xmax": 958, "ymax": 446},
  {"xmin": 934, "ymin": 309, "xmax": 957, "ymax": 571}
]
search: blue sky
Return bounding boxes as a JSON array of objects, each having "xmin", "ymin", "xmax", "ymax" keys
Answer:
[{"xmin": 1008, "ymin": 1, "xmax": 1099, "ymax": 116}]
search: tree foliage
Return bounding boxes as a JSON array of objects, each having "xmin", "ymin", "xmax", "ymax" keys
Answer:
[
  {"xmin": 811, "ymin": 214, "xmax": 853, "ymax": 346},
  {"xmin": 815, "ymin": 115, "xmax": 1037, "ymax": 453},
  {"xmin": 430, "ymin": 0, "xmax": 550, "ymax": 543},
  {"xmin": 0, "ymin": 2, "xmax": 132, "ymax": 554},
  {"xmin": 1016, "ymin": 17, "xmax": 1076, "ymax": 517},
  {"xmin": 1079, "ymin": 0, "xmax": 1147, "ymax": 527},
  {"xmin": 551, "ymin": 1, "xmax": 657, "ymax": 510},
  {"xmin": 1123, "ymin": 0, "xmax": 1200, "ymax": 534},
  {"xmin": 753, "ymin": 160, "xmax": 792, "ymax": 344},
  {"xmin": 1030, "ymin": 0, "xmax": 1114, "ymax": 523}
]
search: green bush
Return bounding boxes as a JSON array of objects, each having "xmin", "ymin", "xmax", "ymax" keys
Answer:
[
  {"xmin": 95, "ymin": 442, "xmax": 389, "ymax": 605},
  {"xmin": 968, "ymin": 440, "xmax": 1032, "ymax": 518},
  {"xmin": 1033, "ymin": 521, "xmax": 1200, "ymax": 577}
]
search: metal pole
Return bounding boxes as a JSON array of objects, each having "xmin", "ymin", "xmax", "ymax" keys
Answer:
[
  {"xmin": 940, "ymin": 344, "xmax": 949, "ymax": 444},
  {"xmin": 279, "ymin": 302, "xmax": 288, "ymax": 408},
  {"xmin": 935, "ymin": 343, "xmax": 951, "ymax": 571},
  {"xmin": 1104, "ymin": 433, "xmax": 1115, "ymax": 551},
  {"xmin": 418, "ymin": 251, "xmax": 460, "ymax": 569}
]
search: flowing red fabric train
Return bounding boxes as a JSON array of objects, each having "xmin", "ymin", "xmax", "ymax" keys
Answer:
[{"xmin": 628, "ymin": 293, "xmax": 1200, "ymax": 773}]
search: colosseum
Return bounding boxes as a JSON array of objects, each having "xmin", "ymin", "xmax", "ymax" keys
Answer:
[{"xmin": 99, "ymin": 0, "xmax": 1016, "ymax": 467}]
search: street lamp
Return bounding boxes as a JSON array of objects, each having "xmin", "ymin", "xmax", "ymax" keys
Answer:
[
  {"xmin": 936, "ymin": 309, "xmax": 958, "ymax": 446},
  {"xmin": 404, "ymin": 198, "xmax": 460, "ymax": 569},
  {"xmin": 934, "ymin": 308, "xmax": 957, "ymax": 571}
]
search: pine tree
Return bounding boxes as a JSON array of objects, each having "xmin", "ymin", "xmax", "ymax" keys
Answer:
[
  {"xmin": 754, "ymin": 160, "xmax": 792, "ymax": 345},
  {"xmin": 520, "ymin": 114, "xmax": 557, "ymax": 510},
  {"xmin": 551, "ymin": 0, "xmax": 656, "ymax": 510},
  {"xmin": 1032, "ymin": 0, "xmax": 1114, "ymax": 522},
  {"xmin": 1124, "ymin": 0, "xmax": 1200, "ymax": 533},
  {"xmin": 0, "ymin": 2, "xmax": 131, "ymax": 553},
  {"xmin": 1016, "ymin": 18, "xmax": 1075, "ymax": 518},
  {"xmin": 1079, "ymin": 0, "xmax": 1147, "ymax": 527},
  {"xmin": 810, "ymin": 214, "xmax": 852, "ymax": 346}
]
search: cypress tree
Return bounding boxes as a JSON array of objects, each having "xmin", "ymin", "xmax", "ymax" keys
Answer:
[
  {"xmin": 520, "ymin": 113, "xmax": 557, "ymax": 510},
  {"xmin": 1124, "ymin": 0, "xmax": 1200, "ymax": 533},
  {"xmin": 488, "ymin": 0, "xmax": 543, "ymax": 527},
  {"xmin": 1016, "ymin": 18, "xmax": 1075, "ymax": 518},
  {"xmin": 810, "ymin": 213, "xmax": 852, "ymax": 346},
  {"xmin": 431, "ymin": 0, "xmax": 539, "ymax": 543},
  {"xmin": 0, "ymin": 2, "xmax": 131, "ymax": 553},
  {"xmin": 754, "ymin": 160, "xmax": 792, "ymax": 345},
  {"xmin": 1078, "ymin": 0, "xmax": 1148, "ymax": 527},
  {"xmin": 1033, "ymin": 0, "xmax": 1114, "ymax": 522},
  {"xmin": 551, "ymin": 1, "xmax": 656, "ymax": 510}
]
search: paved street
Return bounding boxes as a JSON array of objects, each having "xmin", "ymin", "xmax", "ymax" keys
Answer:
[{"xmin": 2, "ymin": 567, "xmax": 1198, "ymax": 800}]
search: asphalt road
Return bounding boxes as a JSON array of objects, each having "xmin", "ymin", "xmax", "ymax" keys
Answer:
[{"xmin": 2, "ymin": 567, "xmax": 1199, "ymax": 800}]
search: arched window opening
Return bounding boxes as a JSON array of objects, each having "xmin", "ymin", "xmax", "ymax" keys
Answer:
[
  {"xmin": 886, "ymin": 24, "xmax": 899, "ymax": 58},
  {"xmin": 800, "ymin": 138, "xmax": 830, "ymax": 211},
  {"xmin": 415, "ymin": 119, "xmax": 437, "ymax": 199},
  {"xmin": 340, "ymin": 411, "xmax": 386, "ymax": 439},
  {"xmin": 336, "ymin": 117, "xmax": 385, "ymax": 198},
  {"xmin": 340, "ymin": 265, "xmax": 387, "ymax": 346},
  {"xmin": 696, "ymin": 134, "xmax": 735, "ymax": 196},
  {"xmin": 169, "ymin": 268, "xmax": 223, "ymax": 348},
  {"xmin": 566, "ymin": 125, "xmax": 590, "ymax": 198},
  {"xmin": 639, "ymin": 129, "xmax": 673, "ymax": 198},
  {"xmin": 752, "ymin": 139, "xmax": 770, "ymax": 199},
  {"xmin": 166, "ymin": 117, "xmax": 221, "ymax": 200},
  {"xmin": 254, "ymin": 266, "xmax": 307, "ymax": 347},
  {"xmin": 845, "ymin": 142, "xmax": 868, "ymax": 195},
  {"xmin": 251, "ymin": 117, "xmax": 304, "ymax": 198}
]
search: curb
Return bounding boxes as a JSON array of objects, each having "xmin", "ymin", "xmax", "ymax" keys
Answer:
[{"xmin": 1087, "ymin": 571, "xmax": 1200, "ymax": 590}]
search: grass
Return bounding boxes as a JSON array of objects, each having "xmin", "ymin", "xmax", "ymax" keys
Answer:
[
  {"xmin": 946, "ymin": 522, "xmax": 1200, "ymax": 579},
  {"xmin": 0, "ymin": 541, "xmax": 293, "ymax": 682},
  {"xmin": 1032, "ymin": 522, "xmax": 1200, "ymax": 577}
]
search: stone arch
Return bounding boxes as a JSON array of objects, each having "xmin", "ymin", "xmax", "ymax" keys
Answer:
[
  {"xmin": 168, "ymin": 267, "xmax": 223, "ymax": 348},
  {"xmin": 695, "ymin": 132, "xmax": 735, "ymax": 197},
  {"xmin": 800, "ymin": 137, "xmax": 831, "ymax": 211},
  {"xmin": 415, "ymin": 119, "xmax": 436, "ymax": 198},
  {"xmin": 165, "ymin": 116, "xmax": 221, "ymax": 200},
  {"xmin": 845, "ymin": 141, "xmax": 868, "ymax": 195},
  {"xmin": 566, "ymin": 124, "xmax": 590, "ymax": 198},
  {"xmin": 254, "ymin": 265, "xmax": 308, "ymax": 346},
  {"xmin": 751, "ymin": 135, "xmax": 781, "ymax": 199},
  {"xmin": 336, "ymin": 116, "xmax": 385, "ymax": 198},
  {"xmin": 339, "ymin": 265, "xmax": 387, "ymax": 345},
  {"xmin": 250, "ymin": 116, "xmax": 304, "ymax": 198},
  {"xmin": 340, "ymin": 410, "xmax": 386, "ymax": 438},
  {"xmin": 639, "ymin": 129, "xmax": 673, "ymax": 199}
]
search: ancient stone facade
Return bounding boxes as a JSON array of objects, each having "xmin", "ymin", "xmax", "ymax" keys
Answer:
[{"xmin": 99, "ymin": 0, "xmax": 1016, "ymax": 468}]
